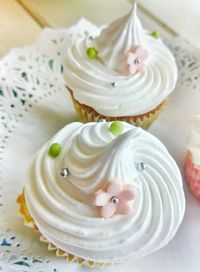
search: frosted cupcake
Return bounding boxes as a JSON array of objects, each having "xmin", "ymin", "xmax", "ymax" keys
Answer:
[
  {"xmin": 17, "ymin": 121, "xmax": 185, "ymax": 266},
  {"xmin": 64, "ymin": 3, "xmax": 178, "ymax": 129},
  {"xmin": 184, "ymin": 116, "xmax": 200, "ymax": 201}
]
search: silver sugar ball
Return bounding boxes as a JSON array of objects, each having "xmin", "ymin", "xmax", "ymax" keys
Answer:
[
  {"xmin": 99, "ymin": 119, "xmax": 106, "ymax": 122},
  {"xmin": 137, "ymin": 162, "xmax": 146, "ymax": 171},
  {"xmin": 134, "ymin": 58, "xmax": 141, "ymax": 64},
  {"xmin": 111, "ymin": 81, "xmax": 117, "ymax": 87},
  {"xmin": 111, "ymin": 196, "xmax": 119, "ymax": 204},
  {"xmin": 88, "ymin": 35, "xmax": 95, "ymax": 40},
  {"xmin": 59, "ymin": 168, "xmax": 69, "ymax": 178}
]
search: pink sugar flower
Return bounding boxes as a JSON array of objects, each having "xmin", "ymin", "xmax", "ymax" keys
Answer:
[
  {"xmin": 125, "ymin": 45, "xmax": 148, "ymax": 76},
  {"xmin": 92, "ymin": 179, "xmax": 135, "ymax": 218}
]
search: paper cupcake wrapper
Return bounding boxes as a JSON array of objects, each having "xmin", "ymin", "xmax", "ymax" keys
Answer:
[
  {"xmin": 16, "ymin": 190, "xmax": 110, "ymax": 268},
  {"xmin": 68, "ymin": 88, "xmax": 167, "ymax": 130},
  {"xmin": 184, "ymin": 152, "xmax": 200, "ymax": 201}
]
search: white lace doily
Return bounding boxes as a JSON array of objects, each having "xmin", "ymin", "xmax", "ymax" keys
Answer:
[{"xmin": 0, "ymin": 19, "xmax": 200, "ymax": 272}]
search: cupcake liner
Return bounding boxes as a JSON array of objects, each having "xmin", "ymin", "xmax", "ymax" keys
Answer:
[
  {"xmin": 16, "ymin": 190, "xmax": 110, "ymax": 268},
  {"xmin": 184, "ymin": 152, "xmax": 200, "ymax": 201},
  {"xmin": 68, "ymin": 88, "xmax": 167, "ymax": 130}
]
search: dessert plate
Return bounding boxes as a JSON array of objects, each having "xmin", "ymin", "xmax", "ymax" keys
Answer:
[{"xmin": 0, "ymin": 18, "xmax": 200, "ymax": 272}]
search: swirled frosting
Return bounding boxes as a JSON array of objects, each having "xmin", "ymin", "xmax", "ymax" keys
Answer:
[
  {"xmin": 187, "ymin": 115, "xmax": 200, "ymax": 165},
  {"xmin": 64, "ymin": 3, "xmax": 178, "ymax": 117},
  {"xmin": 25, "ymin": 122, "xmax": 185, "ymax": 263},
  {"xmin": 95, "ymin": 3, "xmax": 145, "ymax": 73}
]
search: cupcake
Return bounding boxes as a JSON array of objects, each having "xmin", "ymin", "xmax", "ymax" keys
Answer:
[
  {"xmin": 17, "ymin": 121, "xmax": 185, "ymax": 266},
  {"xmin": 64, "ymin": 3, "xmax": 178, "ymax": 129},
  {"xmin": 184, "ymin": 116, "xmax": 200, "ymax": 201}
]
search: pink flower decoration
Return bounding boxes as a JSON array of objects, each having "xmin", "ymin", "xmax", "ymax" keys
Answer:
[
  {"xmin": 125, "ymin": 45, "xmax": 148, "ymax": 76},
  {"xmin": 92, "ymin": 179, "xmax": 135, "ymax": 218}
]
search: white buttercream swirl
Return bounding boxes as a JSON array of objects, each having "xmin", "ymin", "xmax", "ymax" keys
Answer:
[
  {"xmin": 187, "ymin": 115, "xmax": 200, "ymax": 165},
  {"xmin": 25, "ymin": 122, "xmax": 185, "ymax": 263},
  {"xmin": 95, "ymin": 3, "xmax": 145, "ymax": 73},
  {"xmin": 64, "ymin": 4, "xmax": 178, "ymax": 117}
]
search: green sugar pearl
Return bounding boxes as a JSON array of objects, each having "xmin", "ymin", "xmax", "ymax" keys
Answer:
[
  {"xmin": 48, "ymin": 143, "xmax": 62, "ymax": 158},
  {"xmin": 151, "ymin": 31, "xmax": 160, "ymax": 39},
  {"xmin": 109, "ymin": 121, "xmax": 124, "ymax": 137},
  {"xmin": 86, "ymin": 47, "xmax": 98, "ymax": 59}
]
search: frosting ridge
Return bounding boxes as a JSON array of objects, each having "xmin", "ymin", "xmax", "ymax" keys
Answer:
[{"xmin": 95, "ymin": 3, "xmax": 145, "ymax": 73}]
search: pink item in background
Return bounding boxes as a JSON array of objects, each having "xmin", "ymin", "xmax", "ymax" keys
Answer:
[
  {"xmin": 184, "ymin": 153, "xmax": 200, "ymax": 201},
  {"xmin": 184, "ymin": 115, "xmax": 200, "ymax": 201}
]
